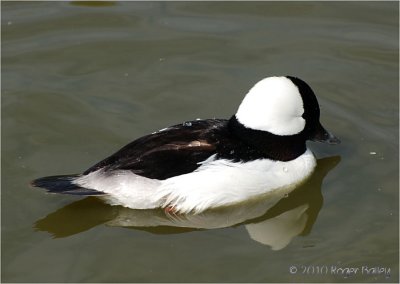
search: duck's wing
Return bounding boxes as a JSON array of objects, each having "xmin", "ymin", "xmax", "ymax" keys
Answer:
[{"xmin": 83, "ymin": 119, "xmax": 229, "ymax": 180}]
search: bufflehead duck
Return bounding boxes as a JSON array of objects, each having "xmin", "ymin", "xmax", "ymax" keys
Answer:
[{"xmin": 32, "ymin": 76, "xmax": 340, "ymax": 214}]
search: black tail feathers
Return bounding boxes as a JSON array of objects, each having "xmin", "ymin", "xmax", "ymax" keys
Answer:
[{"xmin": 31, "ymin": 174, "xmax": 105, "ymax": 196}]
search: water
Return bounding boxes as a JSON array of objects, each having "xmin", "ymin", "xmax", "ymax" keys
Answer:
[{"xmin": 2, "ymin": 1, "xmax": 398, "ymax": 282}]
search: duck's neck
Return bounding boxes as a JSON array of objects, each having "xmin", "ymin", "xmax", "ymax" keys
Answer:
[{"xmin": 228, "ymin": 116, "xmax": 307, "ymax": 161}]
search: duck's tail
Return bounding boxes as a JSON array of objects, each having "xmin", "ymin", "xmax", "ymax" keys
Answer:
[{"xmin": 31, "ymin": 174, "xmax": 105, "ymax": 196}]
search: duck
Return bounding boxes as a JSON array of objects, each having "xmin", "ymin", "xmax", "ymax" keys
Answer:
[{"xmin": 31, "ymin": 76, "xmax": 340, "ymax": 214}]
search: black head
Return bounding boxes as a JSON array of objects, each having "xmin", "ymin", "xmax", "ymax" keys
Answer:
[
  {"xmin": 286, "ymin": 76, "xmax": 340, "ymax": 145},
  {"xmin": 227, "ymin": 76, "xmax": 340, "ymax": 161}
]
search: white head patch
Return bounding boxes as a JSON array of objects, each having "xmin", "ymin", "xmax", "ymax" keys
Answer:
[{"xmin": 235, "ymin": 76, "xmax": 305, "ymax": 136}]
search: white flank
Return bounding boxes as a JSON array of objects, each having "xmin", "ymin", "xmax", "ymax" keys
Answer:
[
  {"xmin": 74, "ymin": 170, "xmax": 162, "ymax": 209},
  {"xmin": 74, "ymin": 149, "xmax": 316, "ymax": 214},
  {"xmin": 235, "ymin": 76, "xmax": 305, "ymax": 135}
]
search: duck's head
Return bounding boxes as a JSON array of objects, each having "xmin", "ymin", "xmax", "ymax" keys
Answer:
[{"xmin": 235, "ymin": 76, "xmax": 340, "ymax": 145}]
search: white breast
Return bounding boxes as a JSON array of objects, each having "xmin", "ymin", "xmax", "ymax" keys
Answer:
[
  {"xmin": 156, "ymin": 149, "xmax": 316, "ymax": 213},
  {"xmin": 74, "ymin": 149, "xmax": 316, "ymax": 214}
]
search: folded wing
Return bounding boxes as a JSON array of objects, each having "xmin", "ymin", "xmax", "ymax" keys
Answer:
[{"xmin": 83, "ymin": 119, "xmax": 228, "ymax": 180}]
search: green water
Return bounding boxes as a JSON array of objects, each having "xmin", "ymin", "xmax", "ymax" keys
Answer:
[{"xmin": 2, "ymin": 1, "xmax": 398, "ymax": 282}]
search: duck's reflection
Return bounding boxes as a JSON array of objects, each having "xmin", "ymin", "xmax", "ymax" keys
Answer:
[{"xmin": 34, "ymin": 156, "xmax": 340, "ymax": 250}]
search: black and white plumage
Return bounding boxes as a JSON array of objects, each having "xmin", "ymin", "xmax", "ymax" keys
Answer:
[{"xmin": 32, "ymin": 76, "xmax": 340, "ymax": 214}]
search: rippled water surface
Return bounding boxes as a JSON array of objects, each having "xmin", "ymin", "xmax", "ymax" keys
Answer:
[{"xmin": 2, "ymin": 1, "xmax": 398, "ymax": 283}]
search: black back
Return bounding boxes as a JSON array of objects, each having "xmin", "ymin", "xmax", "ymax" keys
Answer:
[{"xmin": 84, "ymin": 119, "xmax": 227, "ymax": 180}]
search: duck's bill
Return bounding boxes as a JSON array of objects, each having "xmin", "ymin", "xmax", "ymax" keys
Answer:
[{"xmin": 311, "ymin": 123, "xmax": 341, "ymax": 145}]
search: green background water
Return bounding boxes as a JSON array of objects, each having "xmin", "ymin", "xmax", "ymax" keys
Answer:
[{"xmin": 2, "ymin": 1, "xmax": 398, "ymax": 282}]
